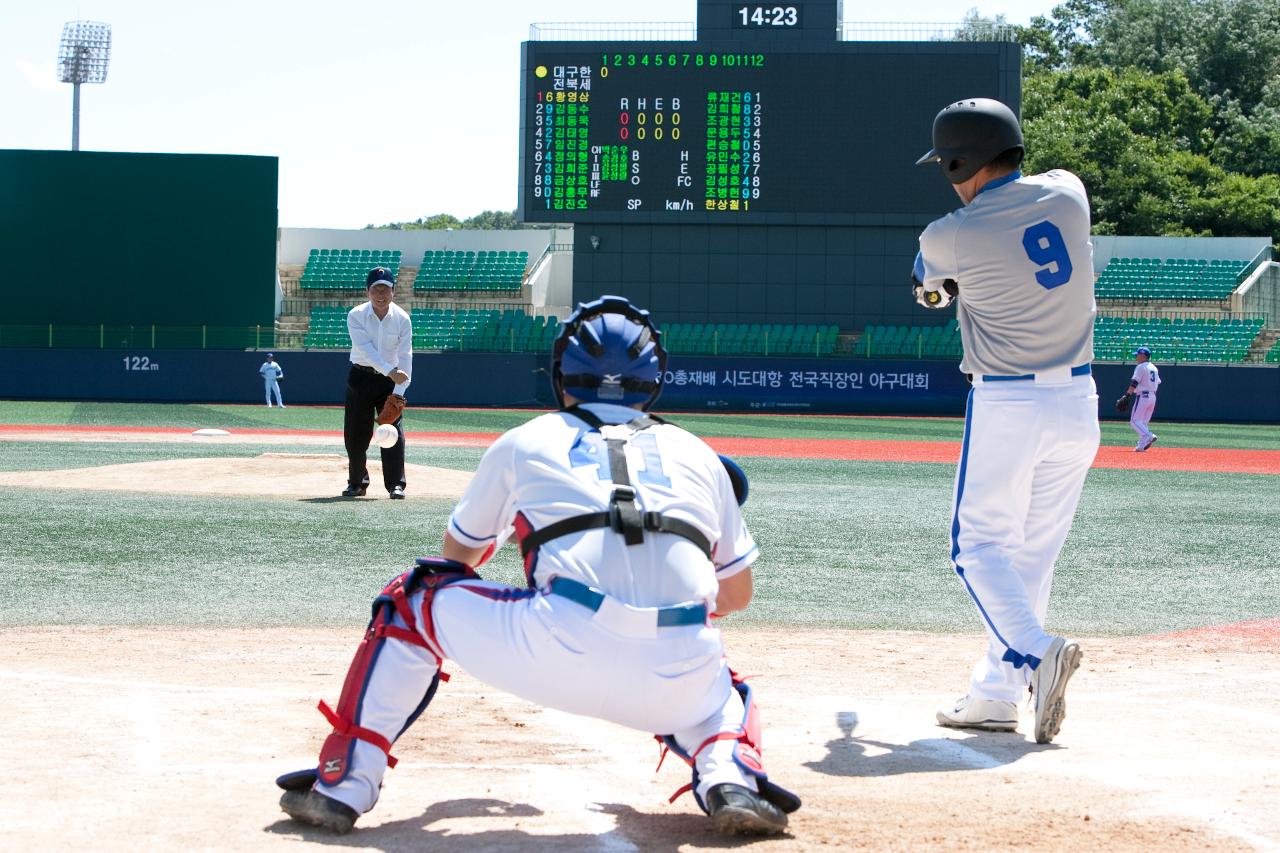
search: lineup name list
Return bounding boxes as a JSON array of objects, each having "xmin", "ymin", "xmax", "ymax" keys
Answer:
[{"xmin": 529, "ymin": 57, "xmax": 766, "ymax": 214}]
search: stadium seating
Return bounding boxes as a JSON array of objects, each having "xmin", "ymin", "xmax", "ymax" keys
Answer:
[
  {"xmin": 1267, "ymin": 339, "xmax": 1280, "ymax": 363},
  {"xmin": 414, "ymin": 250, "xmax": 529, "ymax": 292},
  {"xmin": 300, "ymin": 249, "xmax": 402, "ymax": 290},
  {"xmin": 1095, "ymin": 257, "xmax": 1249, "ymax": 301},
  {"xmin": 1093, "ymin": 315, "xmax": 1264, "ymax": 362},
  {"xmin": 662, "ymin": 322, "xmax": 838, "ymax": 355},
  {"xmin": 302, "ymin": 305, "xmax": 555, "ymax": 352},
  {"xmin": 860, "ymin": 321, "xmax": 962, "ymax": 359}
]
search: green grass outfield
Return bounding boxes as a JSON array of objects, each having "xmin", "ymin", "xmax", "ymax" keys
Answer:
[{"xmin": 0, "ymin": 402, "xmax": 1276, "ymax": 635}]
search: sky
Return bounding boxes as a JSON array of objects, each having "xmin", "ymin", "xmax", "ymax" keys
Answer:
[{"xmin": 3, "ymin": 1, "xmax": 1059, "ymax": 229}]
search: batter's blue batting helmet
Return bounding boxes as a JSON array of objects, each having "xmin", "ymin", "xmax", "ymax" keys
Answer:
[{"xmin": 551, "ymin": 295, "xmax": 667, "ymax": 410}]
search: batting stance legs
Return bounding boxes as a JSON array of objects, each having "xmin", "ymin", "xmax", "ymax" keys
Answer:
[
  {"xmin": 279, "ymin": 562, "xmax": 795, "ymax": 831},
  {"xmin": 948, "ymin": 375, "xmax": 1099, "ymax": 737},
  {"xmin": 343, "ymin": 365, "xmax": 405, "ymax": 493}
]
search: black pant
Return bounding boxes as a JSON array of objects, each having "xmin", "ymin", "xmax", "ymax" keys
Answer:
[{"xmin": 344, "ymin": 365, "xmax": 405, "ymax": 493}]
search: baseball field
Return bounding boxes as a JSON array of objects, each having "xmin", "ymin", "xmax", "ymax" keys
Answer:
[{"xmin": 2, "ymin": 401, "xmax": 1278, "ymax": 851}]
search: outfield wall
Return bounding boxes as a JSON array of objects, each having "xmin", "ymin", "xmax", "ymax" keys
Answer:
[{"xmin": 1, "ymin": 349, "xmax": 1276, "ymax": 423}]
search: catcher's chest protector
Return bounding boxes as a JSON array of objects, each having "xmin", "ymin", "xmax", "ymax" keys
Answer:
[{"xmin": 516, "ymin": 406, "xmax": 712, "ymax": 564}]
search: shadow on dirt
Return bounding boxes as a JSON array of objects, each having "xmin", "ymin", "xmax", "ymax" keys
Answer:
[
  {"xmin": 265, "ymin": 796, "xmax": 792, "ymax": 850},
  {"xmin": 805, "ymin": 710, "xmax": 1058, "ymax": 777}
]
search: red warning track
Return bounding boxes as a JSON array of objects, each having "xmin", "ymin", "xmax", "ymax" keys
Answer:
[
  {"xmin": 1157, "ymin": 618, "xmax": 1280, "ymax": 646},
  {"xmin": 700, "ymin": 437, "xmax": 1280, "ymax": 475},
  {"xmin": 1, "ymin": 425, "xmax": 1276, "ymax": 474}
]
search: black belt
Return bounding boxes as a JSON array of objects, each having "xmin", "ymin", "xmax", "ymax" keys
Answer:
[
  {"xmin": 351, "ymin": 364, "xmax": 380, "ymax": 374},
  {"xmin": 519, "ymin": 497, "xmax": 713, "ymax": 561}
]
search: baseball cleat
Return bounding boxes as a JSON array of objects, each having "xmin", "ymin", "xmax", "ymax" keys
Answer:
[
  {"xmin": 341, "ymin": 484, "xmax": 367, "ymax": 498},
  {"xmin": 936, "ymin": 695, "xmax": 1018, "ymax": 732},
  {"xmin": 279, "ymin": 789, "xmax": 358, "ymax": 834},
  {"xmin": 1032, "ymin": 637, "xmax": 1083, "ymax": 744},
  {"xmin": 389, "ymin": 485, "xmax": 406, "ymax": 499},
  {"xmin": 705, "ymin": 783, "xmax": 789, "ymax": 836},
  {"xmin": 1141, "ymin": 435, "xmax": 1158, "ymax": 451}
]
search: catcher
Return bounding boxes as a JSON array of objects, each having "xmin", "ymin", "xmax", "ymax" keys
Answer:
[
  {"xmin": 341, "ymin": 266, "xmax": 412, "ymax": 499},
  {"xmin": 276, "ymin": 296, "xmax": 801, "ymax": 836}
]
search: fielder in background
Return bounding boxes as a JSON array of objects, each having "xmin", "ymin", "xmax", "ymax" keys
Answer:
[
  {"xmin": 259, "ymin": 353, "xmax": 284, "ymax": 408},
  {"xmin": 913, "ymin": 98, "xmax": 1098, "ymax": 744},
  {"xmin": 342, "ymin": 266, "xmax": 412, "ymax": 499},
  {"xmin": 276, "ymin": 296, "xmax": 801, "ymax": 836},
  {"xmin": 1126, "ymin": 346, "xmax": 1161, "ymax": 451}
]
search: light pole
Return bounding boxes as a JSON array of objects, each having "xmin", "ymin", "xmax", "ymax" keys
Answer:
[{"xmin": 57, "ymin": 21, "xmax": 112, "ymax": 151}]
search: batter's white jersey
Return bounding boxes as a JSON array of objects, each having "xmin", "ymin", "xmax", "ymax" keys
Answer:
[
  {"xmin": 1131, "ymin": 361, "xmax": 1161, "ymax": 394},
  {"xmin": 448, "ymin": 402, "xmax": 756, "ymax": 608},
  {"xmin": 918, "ymin": 170, "xmax": 1096, "ymax": 377}
]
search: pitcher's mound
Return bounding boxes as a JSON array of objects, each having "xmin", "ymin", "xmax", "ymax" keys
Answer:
[{"xmin": 0, "ymin": 453, "xmax": 471, "ymax": 499}]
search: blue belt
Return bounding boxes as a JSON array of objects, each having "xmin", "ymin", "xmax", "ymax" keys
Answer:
[
  {"xmin": 981, "ymin": 364, "xmax": 1091, "ymax": 382},
  {"xmin": 548, "ymin": 577, "xmax": 707, "ymax": 627}
]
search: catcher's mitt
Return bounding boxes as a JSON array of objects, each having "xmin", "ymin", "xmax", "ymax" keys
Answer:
[
  {"xmin": 378, "ymin": 393, "xmax": 407, "ymax": 425},
  {"xmin": 1114, "ymin": 394, "xmax": 1132, "ymax": 414}
]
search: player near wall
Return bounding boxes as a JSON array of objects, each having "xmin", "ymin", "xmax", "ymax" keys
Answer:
[
  {"xmin": 1125, "ymin": 346, "xmax": 1161, "ymax": 451},
  {"xmin": 275, "ymin": 296, "xmax": 801, "ymax": 836},
  {"xmin": 912, "ymin": 98, "xmax": 1098, "ymax": 743}
]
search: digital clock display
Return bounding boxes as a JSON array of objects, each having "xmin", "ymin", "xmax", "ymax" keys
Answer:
[
  {"xmin": 733, "ymin": 5, "xmax": 802, "ymax": 27},
  {"xmin": 518, "ymin": 40, "xmax": 1017, "ymax": 223}
]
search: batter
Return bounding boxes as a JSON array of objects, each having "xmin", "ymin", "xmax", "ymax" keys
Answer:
[{"xmin": 913, "ymin": 98, "xmax": 1097, "ymax": 743}]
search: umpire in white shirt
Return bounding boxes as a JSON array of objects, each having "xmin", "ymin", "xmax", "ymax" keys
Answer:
[{"xmin": 343, "ymin": 266, "xmax": 413, "ymax": 498}]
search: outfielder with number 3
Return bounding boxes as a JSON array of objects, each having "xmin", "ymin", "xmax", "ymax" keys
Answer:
[
  {"xmin": 277, "ymin": 296, "xmax": 800, "ymax": 836},
  {"xmin": 913, "ymin": 99, "xmax": 1099, "ymax": 743}
]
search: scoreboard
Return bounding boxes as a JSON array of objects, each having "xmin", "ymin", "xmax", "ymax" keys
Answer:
[{"xmin": 517, "ymin": 41, "xmax": 1020, "ymax": 223}]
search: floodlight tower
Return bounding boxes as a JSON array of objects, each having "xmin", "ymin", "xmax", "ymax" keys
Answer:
[{"xmin": 57, "ymin": 21, "xmax": 112, "ymax": 151}]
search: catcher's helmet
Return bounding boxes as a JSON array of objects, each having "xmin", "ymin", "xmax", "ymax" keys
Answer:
[
  {"xmin": 551, "ymin": 295, "xmax": 667, "ymax": 410},
  {"xmin": 915, "ymin": 98, "xmax": 1024, "ymax": 184}
]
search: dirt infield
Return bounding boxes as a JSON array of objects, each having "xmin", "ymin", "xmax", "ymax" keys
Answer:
[
  {"xmin": 0, "ymin": 452, "xmax": 471, "ymax": 499},
  {"xmin": 2, "ymin": 624, "xmax": 1277, "ymax": 851}
]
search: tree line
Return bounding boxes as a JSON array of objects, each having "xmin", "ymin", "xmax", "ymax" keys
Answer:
[{"xmin": 965, "ymin": 0, "xmax": 1280, "ymax": 245}]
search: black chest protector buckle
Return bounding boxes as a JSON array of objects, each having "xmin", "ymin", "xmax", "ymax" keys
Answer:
[{"xmin": 517, "ymin": 407, "xmax": 712, "ymax": 560}]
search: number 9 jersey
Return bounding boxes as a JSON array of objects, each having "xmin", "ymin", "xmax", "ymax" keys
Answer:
[
  {"xmin": 447, "ymin": 401, "xmax": 757, "ymax": 609},
  {"xmin": 916, "ymin": 170, "xmax": 1096, "ymax": 377}
]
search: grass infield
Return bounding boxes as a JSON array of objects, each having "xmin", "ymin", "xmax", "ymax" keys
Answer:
[{"xmin": 0, "ymin": 403, "xmax": 1276, "ymax": 635}]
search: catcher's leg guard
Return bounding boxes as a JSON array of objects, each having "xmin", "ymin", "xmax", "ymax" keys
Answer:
[
  {"xmin": 314, "ymin": 558, "xmax": 475, "ymax": 788},
  {"xmin": 657, "ymin": 670, "xmax": 801, "ymax": 816}
]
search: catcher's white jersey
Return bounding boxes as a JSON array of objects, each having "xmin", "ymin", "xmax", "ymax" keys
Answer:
[
  {"xmin": 1130, "ymin": 361, "xmax": 1161, "ymax": 394},
  {"xmin": 448, "ymin": 402, "xmax": 757, "ymax": 609},
  {"xmin": 917, "ymin": 170, "xmax": 1096, "ymax": 377}
]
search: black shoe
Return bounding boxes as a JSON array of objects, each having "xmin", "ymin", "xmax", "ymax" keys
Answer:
[
  {"xmin": 341, "ymin": 484, "xmax": 367, "ymax": 498},
  {"xmin": 279, "ymin": 789, "xmax": 359, "ymax": 834},
  {"xmin": 389, "ymin": 485, "xmax": 405, "ymax": 499},
  {"xmin": 705, "ymin": 783, "xmax": 789, "ymax": 836}
]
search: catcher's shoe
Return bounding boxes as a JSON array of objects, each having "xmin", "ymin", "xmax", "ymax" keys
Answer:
[
  {"xmin": 341, "ymin": 484, "xmax": 367, "ymax": 498},
  {"xmin": 279, "ymin": 789, "xmax": 358, "ymax": 834},
  {"xmin": 936, "ymin": 695, "xmax": 1018, "ymax": 732},
  {"xmin": 705, "ymin": 783, "xmax": 789, "ymax": 836},
  {"xmin": 1032, "ymin": 637, "xmax": 1083, "ymax": 744}
]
